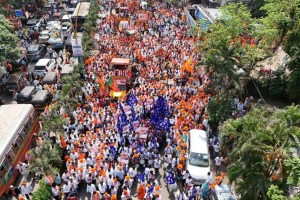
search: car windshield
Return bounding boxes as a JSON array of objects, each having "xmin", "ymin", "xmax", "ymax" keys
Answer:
[
  {"xmin": 188, "ymin": 152, "xmax": 209, "ymax": 167},
  {"xmin": 35, "ymin": 66, "xmax": 46, "ymax": 70}
]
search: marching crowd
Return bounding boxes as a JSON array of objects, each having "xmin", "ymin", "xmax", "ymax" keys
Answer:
[{"xmin": 9, "ymin": 0, "xmax": 250, "ymax": 199}]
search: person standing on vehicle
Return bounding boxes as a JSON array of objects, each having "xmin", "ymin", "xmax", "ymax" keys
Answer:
[
  {"xmin": 47, "ymin": 46, "xmax": 53, "ymax": 59},
  {"xmin": 53, "ymin": 51, "xmax": 58, "ymax": 64},
  {"xmin": 58, "ymin": 50, "xmax": 64, "ymax": 63}
]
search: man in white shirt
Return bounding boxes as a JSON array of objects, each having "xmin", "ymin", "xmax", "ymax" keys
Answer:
[
  {"xmin": 63, "ymin": 182, "xmax": 71, "ymax": 199},
  {"xmin": 21, "ymin": 182, "xmax": 32, "ymax": 200},
  {"xmin": 214, "ymin": 156, "xmax": 223, "ymax": 175},
  {"xmin": 213, "ymin": 143, "xmax": 220, "ymax": 158},
  {"xmin": 86, "ymin": 182, "xmax": 96, "ymax": 194},
  {"xmin": 17, "ymin": 162, "xmax": 29, "ymax": 181},
  {"xmin": 98, "ymin": 181, "xmax": 107, "ymax": 196}
]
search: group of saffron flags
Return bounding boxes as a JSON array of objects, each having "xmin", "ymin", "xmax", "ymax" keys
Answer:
[{"xmin": 93, "ymin": 71, "xmax": 119, "ymax": 96}]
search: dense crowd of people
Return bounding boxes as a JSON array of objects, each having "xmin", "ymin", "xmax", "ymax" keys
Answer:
[{"xmin": 9, "ymin": 0, "xmax": 253, "ymax": 200}]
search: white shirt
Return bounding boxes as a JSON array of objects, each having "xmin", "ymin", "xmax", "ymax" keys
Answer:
[
  {"xmin": 63, "ymin": 184, "xmax": 71, "ymax": 193},
  {"xmin": 99, "ymin": 183, "xmax": 107, "ymax": 193},
  {"xmin": 86, "ymin": 183, "xmax": 96, "ymax": 193},
  {"xmin": 21, "ymin": 184, "xmax": 32, "ymax": 195},
  {"xmin": 215, "ymin": 157, "xmax": 223, "ymax": 166}
]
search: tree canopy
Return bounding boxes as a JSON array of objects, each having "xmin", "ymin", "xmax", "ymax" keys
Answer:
[
  {"xmin": 221, "ymin": 105, "xmax": 300, "ymax": 199},
  {"xmin": 0, "ymin": 16, "xmax": 19, "ymax": 62}
]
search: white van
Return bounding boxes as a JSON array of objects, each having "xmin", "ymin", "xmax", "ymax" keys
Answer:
[
  {"xmin": 34, "ymin": 59, "xmax": 56, "ymax": 77},
  {"xmin": 210, "ymin": 184, "xmax": 237, "ymax": 200},
  {"xmin": 187, "ymin": 129, "xmax": 210, "ymax": 185}
]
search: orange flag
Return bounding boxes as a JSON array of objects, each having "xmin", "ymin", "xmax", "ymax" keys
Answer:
[
  {"xmin": 110, "ymin": 79, "xmax": 119, "ymax": 91},
  {"xmin": 97, "ymin": 76, "xmax": 105, "ymax": 91},
  {"xmin": 61, "ymin": 136, "xmax": 66, "ymax": 149},
  {"xmin": 185, "ymin": 57, "xmax": 194, "ymax": 73}
]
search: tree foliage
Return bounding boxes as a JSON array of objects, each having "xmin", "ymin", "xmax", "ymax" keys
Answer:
[
  {"xmin": 0, "ymin": 16, "xmax": 19, "ymax": 62},
  {"xmin": 260, "ymin": 0, "xmax": 300, "ymax": 100},
  {"xmin": 28, "ymin": 141, "xmax": 62, "ymax": 176},
  {"xmin": 32, "ymin": 179, "xmax": 52, "ymax": 200},
  {"xmin": 221, "ymin": 105, "xmax": 300, "ymax": 199}
]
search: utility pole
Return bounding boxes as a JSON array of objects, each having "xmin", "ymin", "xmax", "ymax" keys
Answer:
[{"xmin": 74, "ymin": 0, "xmax": 83, "ymax": 41}]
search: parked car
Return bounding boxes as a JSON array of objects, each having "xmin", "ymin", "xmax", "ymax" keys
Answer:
[
  {"xmin": 62, "ymin": 15, "xmax": 71, "ymax": 23},
  {"xmin": 26, "ymin": 19, "xmax": 41, "ymax": 31},
  {"xmin": 39, "ymin": 30, "xmax": 51, "ymax": 44},
  {"xmin": 5, "ymin": 72, "xmax": 28, "ymax": 93},
  {"xmin": 34, "ymin": 59, "xmax": 56, "ymax": 77},
  {"xmin": 44, "ymin": 4, "xmax": 52, "ymax": 13},
  {"xmin": 17, "ymin": 86, "xmax": 36, "ymax": 103},
  {"xmin": 46, "ymin": 21, "xmax": 61, "ymax": 30},
  {"xmin": 31, "ymin": 90, "xmax": 50, "ymax": 113},
  {"xmin": 67, "ymin": 7, "xmax": 75, "ymax": 14},
  {"xmin": 8, "ymin": 56, "xmax": 29, "ymax": 73},
  {"xmin": 52, "ymin": 12, "xmax": 63, "ymax": 21},
  {"xmin": 27, "ymin": 44, "xmax": 47, "ymax": 61},
  {"xmin": 43, "ymin": 71, "xmax": 57, "ymax": 85},
  {"xmin": 62, "ymin": 22, "xmax": 72, "ymax": 38}
]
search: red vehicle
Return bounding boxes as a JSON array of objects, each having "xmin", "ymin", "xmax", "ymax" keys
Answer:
[
  {"xmin": 0, "ymin": 104, "xmax": 39, "ymax": 197},
  {"xmin": 110, "ymin": 58, "xmax": 132, "ymax": 97}
]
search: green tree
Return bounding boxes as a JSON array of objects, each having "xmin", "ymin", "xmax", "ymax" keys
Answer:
[
  {"xmin": 267, "ymin": 185, "xmax": 287, "ymax": 200},
  {"xmin": 0, "ymin": 16, "xmax": 19, "ymax": 62},
  {"xmin": 260, "ymin": 0, "xmax": 300, "ymax": 101},
  {"xmin": 221, "ymin": 105, "xmax": 300, "ymax": 199},
  {"xmin": 195, "ymin": 3, "xmax": 269, "ymax": 126},
  {"xmin": 32, "ymin": 179, "xmax": 52, "ymax": 200},
  {"xmin": 28, "ymin": 141, "xmax": 62, "ymax": 176}
]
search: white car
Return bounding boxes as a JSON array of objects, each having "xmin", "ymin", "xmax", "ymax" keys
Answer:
[
  {"xmin": 46, "ymin": 21, "xmax": 62, "ymax": 31},
  {"xmin": 38, "ymin": 30, "xmax": 51, "ymax": 44},
  {"xmin": 61, "ymin": 22, "xmax": 72, "ymax": 38},
  {"xmin": 34, "ymin": 59, "xmax": 56, "ymax": 77}
]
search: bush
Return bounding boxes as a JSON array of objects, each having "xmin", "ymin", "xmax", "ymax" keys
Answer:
[{"xmin": 32, "ymin": 180, "xmax": 51, "ymax": 200}]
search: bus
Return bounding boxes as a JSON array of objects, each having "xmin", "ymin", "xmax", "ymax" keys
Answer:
[
  {"xmin": 0, "ymin": 104, "xmax": 39, "ymax": 197},
  {"xmin": 71, "ymin": 2, "xmax": 91, "ymax": 32}
]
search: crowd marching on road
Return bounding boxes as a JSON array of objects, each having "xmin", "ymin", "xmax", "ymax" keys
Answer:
[{"xmin": 7, "ymin": 0, "xmax": 254, "ymax": 199}]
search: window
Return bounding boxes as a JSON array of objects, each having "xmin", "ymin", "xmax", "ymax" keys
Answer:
[
  {"xmin": 8, "ymin": 150, "xmax": 16, "ymax": 162},
  {"xmin": 20, "ymin": 129, "xmax": 26, "ymax": 140},
  {"xmin": 12, "ymin": 137, "xmax": 23, "ymax": 153},
  {"xmin": 188, "ymin": 152, "xmax": 209, "ymax": 167}
]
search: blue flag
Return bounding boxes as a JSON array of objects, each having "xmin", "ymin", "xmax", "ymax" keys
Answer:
[
  {"xmin": 165, "ymin": 174, "xmax": 175, "ymax": 184},
  {"xmin": 127, "ymin": 93, "xmax": 137, "ymax": 107},
  {"xmin": 137, "ymin": 170, "xmax": 145, "ymax": 182}
]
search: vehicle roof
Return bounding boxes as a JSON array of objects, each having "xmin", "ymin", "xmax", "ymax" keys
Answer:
[
  {"xmin": 0, "ymin": 104, "xmax": 34, "ymax": 164},
  {"xmin": 62, "ymin": 15, "xmax": 71, "ymax": 19},
  {"xmin": 43, "ymin": 72, "xmax": 57, "ymax": 80},
  {"xmin": 41, "ymin": 30, "xmax": 50, "ymax": 34},
  {"xmin": 189, "ymin": 129, "xmax": 208, "ymax": 153},
  {"xmin": 28, "ymin": 44, "xmax": 39, "ymax": 51},
  {"xmin": 31, "ymin": 90, "xmax": 48, "ymax": 102},
  {"xmin": 53, "ymin": 12, "xmax": 62, "ymax": 16},
  {"xmin": 36, "ymin": 59, "xmax": 51, "ymax": 66},
  {"xmin": 111, "ymin": 58, "xmax": 130, "ymax": 65},
  {"xmin": 214, "ymin": 185, "xmax": 237, "ymax": 200},
  {"xmin": 27, "ymin": 19, "xmax": 39, "ymax": 23},
  {"xmin": 72, "ymin": 2, "xmax": 91, "ymax": 17},
  {"xmin": 20, "ymin": 86, "xmax": 35, "ymax": 95},
  {"xmin": 6, "ymin": 73, "xmax": 24, "ymax": 83}
]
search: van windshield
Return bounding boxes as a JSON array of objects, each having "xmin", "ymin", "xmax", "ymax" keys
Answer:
[
  {"xmin": 35, "ymin": 66, "xmax": 46, "ymax": 70},
  {"xmin": 189, "ymin": 152, "xmax": 209, "ymax": 167}
]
